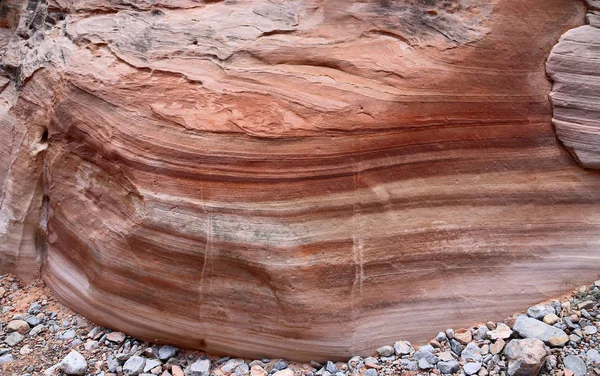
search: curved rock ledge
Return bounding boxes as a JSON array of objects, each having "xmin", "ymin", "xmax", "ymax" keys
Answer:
[{"xmin": 1, "ymin": 0, "xmax": 600, "ymax": 361}]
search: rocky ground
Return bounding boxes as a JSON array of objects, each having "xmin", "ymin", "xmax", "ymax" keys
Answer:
[{"xmin": 0, "ymin": 276, "xmax": 599, "ymax": 376}]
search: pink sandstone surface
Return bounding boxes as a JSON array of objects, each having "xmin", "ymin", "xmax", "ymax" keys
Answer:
[{"xmin": 0, "ymin": 0, "xmax": 599, "ymax": 361}]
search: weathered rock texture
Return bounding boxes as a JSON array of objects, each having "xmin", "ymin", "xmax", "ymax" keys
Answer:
[
  {"xmin": 0, "ymin": 0, "xmax": 599, "ymax": 361},
  {"xmin": 547, "ymin": 0, "xmax": 600, "ymax": 168}
]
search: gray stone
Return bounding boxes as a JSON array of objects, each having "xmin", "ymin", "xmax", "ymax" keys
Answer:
[
  {"xmin": 474, "ymin": 326, "xmax": 489, "ymax": 341},
  {"xmin": 438, "ymin": 351, "xmax": 454, "ymax": 362},
  {"xmin": 325, "ymin": 361, "xmax": 337, "ymax": 373},
  {"xmin": 564, "ymin": 355, "xmax": 587, "ymax": 376},
  {"xmin": 464, "ymin": 362, "xmax": 482, "ymax": 375},
  {"xmin": 190, "ymin": 359, "xmax": 211, "ymax": 376},
  {"xmin": 363, "ymin": 357, "xmax": 378, "ymax": 365},
  {"xmin": 587, "ymin": 349, "xmax": 600, "ymax": 366},
  {"xmin": 0, "ymin": 354, "xmax": 14, "ymax": 364},
  {"xmin": 123, "ymin": 356, "xmax": 146, "ymax": 376},
  {"xmin": 222, "ymin": 359, "xmax": 244, "ymax": 373},
  {"xmin": 564, "ymin": 317, "xmax": 579, "ymax": 330},
  {"xmin": 512, "ymin": 315, "xmax": 569, "ymax": 347},
  {"xmin": 400, "ymin": 360, "xmax": 418, "ymax": 371},
  {"xmin": 5, "ymin": 332, "xmax": 24, "ymax": 346},
  {"xmin": 584, "ymin": 326, "xmax": 598, "ymax": 335},
  {"xmin": 25, "ymin": 315, "xmax": 42, "ymax": 327},
  {"xmin": 449, "ymin": 339, "xmax": 463, "ymax": 356},
  {"xmin": 59, "ymin": 351, "xmax": 87, "ymax": 375},
  {"xmin": 363, "ymin": 369, "xmax": 378, "ymax": 376},
  {"xmin": 461, "ymin": 342, "xmax": 483, "ymax": 362},
  {"xmin": 435, "ymin": 332, "xmax": 447, "ymax": 343},
  {"xmin": 143, "ymin": 359, "xmax": 162, "ymax": 373},
  {"xmin": 346, "ymin": 357, "xmax": 361, "ymax": 371},
  {"xmin": 446, "ymin": 329, "xmax": 455, "ymax": 340},
  {"xmin": 29, "ymin": 323, "xmax": 45, "ymax": 337},
  {"xmin": 61, "ymin": 329, "xmax": 77, "ymax": 340},
  {"xmin": 393, "ymin": 341, "xmax": 413, "ymax": 355},
  {"xmin": 273, "ymin": 359, "xmax": 288, "ymax": 371},
  {"xmin": 107, "ymin": 356, "xmax": 119, "ymax": 372},
  {"xmin": 545, "ymin": 355, "xmax": 557, "ymax": 369},
  {"xmin": 376, "ymin": 345, "xmax": 394, "ymax": 357},
  {"xmin": 570, "ymin": 333, "xmax": 582, "ymax": 344},
  {"xmin": 28, "ymin": 303, "xmax": 42, "ymax": 315},
  {"xmin": 158, "ymin": 345, "xmax": 178, "ymax": 360},
  {"xmin": 504, "ymin": 338, "xmax": 546, "ymax": 376},
  {"xmin": 414, "ymin": 347, "xmax": 439, "ymax": 364},
  {"xmin": 418, "ymin": 358, "xmax": 432, "ymax": 370},
  {"xmin": 436, "ymin": 360, "xmax": 460, "ymax": 374},
  {"xmin": 526, "ymin": 304, "xmax": 555, "ymax": 320},
  {"xmin": 236, "ymin": 363, "xmax": 250, "ymax": 376},
  {"xmin": 83, "ymin": 340, "xmax": 99, "ymax": 351}
]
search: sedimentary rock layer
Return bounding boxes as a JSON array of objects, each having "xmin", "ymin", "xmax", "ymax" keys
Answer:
[
  {"xmin": 547, "ymin": 0, "xmax": 600, "ymax": 168},
  {"xmin": 1, "ymin": 0, "xmax": 599, "ymax": 361}
]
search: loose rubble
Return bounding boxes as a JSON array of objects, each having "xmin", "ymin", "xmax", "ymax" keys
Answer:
[{"xmin": 1, "ymin": 275, "xmax": 600, "ymax": 376}]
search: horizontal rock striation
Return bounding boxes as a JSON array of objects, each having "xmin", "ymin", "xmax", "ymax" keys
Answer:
[
  {"xmin": 1, "ymin": 0, "xmax": 600, "ymax": 361},
  {"xmin": 547, "ymin": 0, "xmax": 600, "ymax": 168}
]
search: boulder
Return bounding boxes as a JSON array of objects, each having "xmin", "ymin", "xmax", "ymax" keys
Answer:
[
  {"xmin": 512, "ymin": 315, "xmax": 569, "ymax": 347},
  {"xmin": 504, "ymin": 338, "xmax": 547, "ymax": 376}
]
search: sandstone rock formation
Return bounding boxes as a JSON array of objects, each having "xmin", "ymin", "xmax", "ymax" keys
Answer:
[
  {"xmin": 547, "ymin": 0, "xmax": 600, "ymax": 168},
  {"xmin": 0, "ymin": 0, "xmax": 599, "ymax": 361}
]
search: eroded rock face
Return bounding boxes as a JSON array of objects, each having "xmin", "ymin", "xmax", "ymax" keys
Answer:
[
  {"xmin": 547, "ymin": 0, "xmax": 600, "ymax": 168},
  {"xmin": 0, "ymin": 0, "xmax": 599, "ymax": 361}
]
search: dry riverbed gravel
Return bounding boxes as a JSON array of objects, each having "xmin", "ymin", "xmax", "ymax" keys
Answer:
[{"xmin": 0, "ymin": 275, "xmax": 600, "ymax": 376}]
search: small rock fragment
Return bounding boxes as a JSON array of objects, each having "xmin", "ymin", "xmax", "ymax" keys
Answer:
[
  {"xmin": 190, "ymin": 359, "xmax": 211, "ymax": 376},
  {"xmin": 563, "ymin": 355, "xmax": 587, "ymax": 376},
  {"xmin": 436, "ymin": 360, "xmax": 460, "ymax": 374},
  {"xmin": 123, "ymin": 355, "xmax": 146, "ymax": 376},
  {"xmin": 376, "ymin": 345, "xmax": 394, "ymax": 357},
  {"xmin": 393, "ymin": 341, "xmax": 413, "ymax": 355},
  {"xmin": 454, "ymin": 328, "xmax": 472, "ymax": 345},
  {"xmin": 158, "ymin": 345, "xmax": 178, "ymax": 360},
  {"xmin": 0, "ymin": 354, "xmax": 14, "ymax": 364},
  {"xmin": 461, "ymin": 342, "xmax": 483, "ymax": 362},
  {"xmin": 449, "ymin": 339, "xmax": 463, "ymax": 356},
  {"xmin": 250, "ymin": 365, "xmax": 267, "ymax": 376},
  {"xmin": 490, "ymin": 339, "xmax": 505, "ymax": 355},
  {"xmin": 6, "ymin": 319, "xmax": 30, "ymax": 334},
  {"xmin": 106, "ymin": 331, "xmax": 126, "ymax": 343},
  {"xmin": 144, "ymin": 359, "xmax": 162, "ymax": 373},
  {"xmin": 526, "ymin": 305, "xmax": 555, "ymax": 320},
  {"xmin": 5, "ymin": 332, "xmax": 24, "ymax": 346},
  {"xmin": 272, "ymin": 370, "xmax": 293, "ymax": 376},
  {"xmin": 587, "ymin": 349, "xmax": 600, "ymax": 366},
  {"xmin": 59, "ymin": 351, "xmax": 87, "ymax": 375},
  {"xmin": 464, "ymin": 362, "xmax": 482, "ymax": 375},
  {"xmin": 487, "ymin": 323, "xmax": 513, "ymax": 340}
]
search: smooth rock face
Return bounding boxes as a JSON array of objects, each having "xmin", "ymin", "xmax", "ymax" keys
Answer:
[{"xmin": 0, "ymin": 0, "xmax": 599, "ymax": 362}]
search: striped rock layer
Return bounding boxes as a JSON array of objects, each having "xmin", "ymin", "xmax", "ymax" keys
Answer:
[
  {"xmin": 547, "ymin": 0, "xmax": 600, "ymax": 168},
  {"xmin": 1, "ymin": 0, "xmax": 599, "ymax": 361}
]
